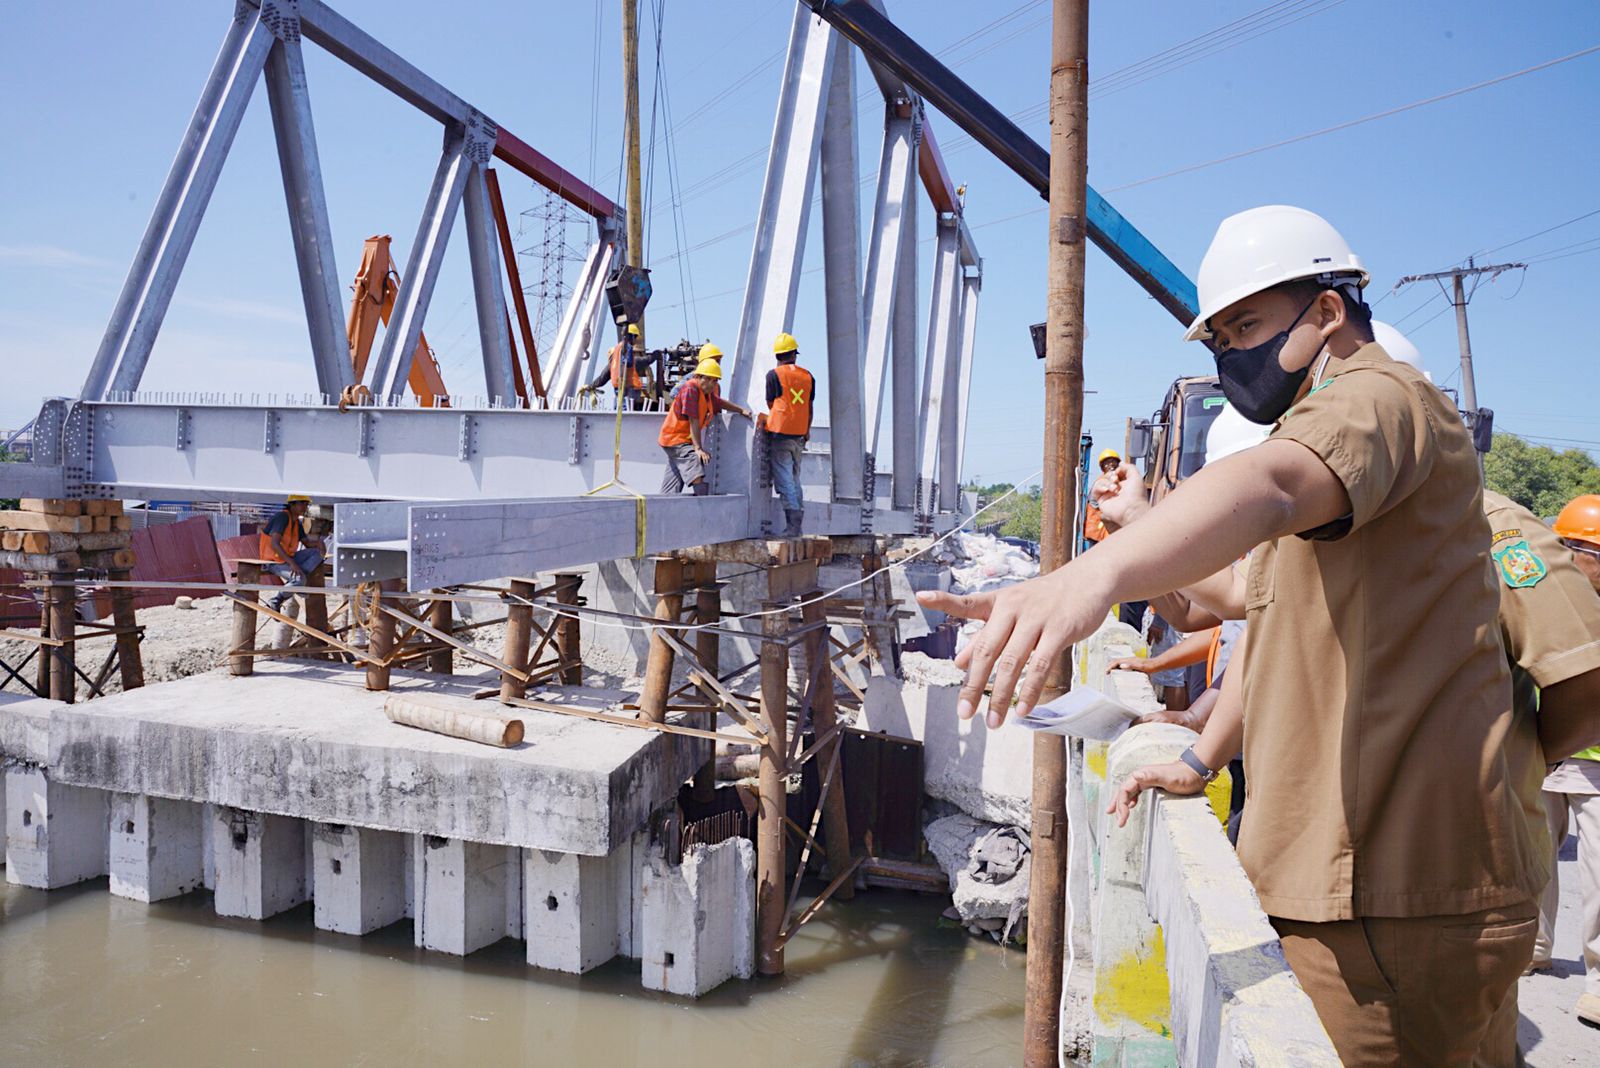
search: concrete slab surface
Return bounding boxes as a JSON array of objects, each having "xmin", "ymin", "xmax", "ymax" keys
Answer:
[{"xmin": 0, "ymin": 661, "xmax": 704, "ymax": 856}]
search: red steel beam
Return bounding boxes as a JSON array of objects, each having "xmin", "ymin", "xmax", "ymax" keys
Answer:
[
  {"xmin": 917, "ymin": 120, "xmax": 959, "ymax": 215},
  {"xmin": 492, "ymin": 128, "xmax": 619, "ymax": 222}
]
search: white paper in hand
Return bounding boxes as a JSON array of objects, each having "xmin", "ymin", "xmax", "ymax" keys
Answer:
[{"xmin": 1016, "ymin": 687, "xmax": 1143, "ymax": 742}]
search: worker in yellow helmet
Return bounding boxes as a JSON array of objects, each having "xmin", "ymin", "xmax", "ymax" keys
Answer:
[
  {"xmin": 1082, "ymin": 448, "xmax": 1122, "ymax": 545},
  {"xmin": 591, "ymin": 322, "xmax": 648, "ymax": 409},
  {"xmin": 761, "ymin": 332, "xmax": 816, "ymax": 536},
  {"xmin": 658, "ymin": 350, "xmax": 752, "ymax": 495},
  {"xmin": 259, "ymin": 494, "xmax": 324, "ymax": 616}
]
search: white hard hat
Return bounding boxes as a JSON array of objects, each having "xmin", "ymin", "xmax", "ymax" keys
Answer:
[
  {"xmin": 1370, "ymin": 320, "xmax": 1429, "ymax": 379},
  {"xmin": 1186, "ymin": 205, "xmax": 1370, "ymax": 342},
  {"xmin": 1204, "ymin": 401, "xmax": 1271, "ymax": 466}
]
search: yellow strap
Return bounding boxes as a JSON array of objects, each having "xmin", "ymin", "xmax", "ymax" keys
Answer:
[{"xmin": 584, "ymin": 394, "xmax": 648, "ymax": 558}]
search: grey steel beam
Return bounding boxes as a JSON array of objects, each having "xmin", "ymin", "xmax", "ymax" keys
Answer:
[
  {"xmin": 723, "ymin": 5, "xmax": 838, "ymax": 506},
  {"xmin": 263, "ymin": 28, "xmax": 355, "ymax": 398},
  {"xmin": 80, "ymin": 7, "xmax": 274, "ymax": 400},
  {"xmin": 819, "ymin": 50, "xmax": 865, "ymax": 502},
  {"xmin": 369, "ymin": 118, "xmax": 488, "ymax": 401},
  {"xmin": 292, "ymin": 0, "xmax": 473, "ymax": 126},
  {"xmin": 860, "ymin": 110, "xmax": 918, "ymax": 458},
  {"xmin": 916, "ymin": 214, "xmax": 961, "ymax": 517},
  {"xmin": 69, "ymin": 402, "xmax": 676, "ymax": 503},
  {"xmin": 406, "ymin": 495, "xmax": 753, "ymax": 589},
  {"xmin": 949, "ymin": 269, "xmax": 981, "ymax": 511},
  {"xmin": 462, "ymin": 163, "xmax": 517, "ymax": 406},
  {"xmin": 889, "ymin": 185, "xmax": 919, "ymax": 511}
]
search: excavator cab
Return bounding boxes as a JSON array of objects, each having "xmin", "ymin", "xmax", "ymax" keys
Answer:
[{"xmin": 1126, "ymin": 375, "xmax": 1227, "ymax": 505}]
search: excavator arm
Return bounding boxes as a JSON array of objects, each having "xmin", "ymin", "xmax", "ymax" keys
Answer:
[{"xmin": 346, "ymin": 235, "xmax": 452, "ymax": 407}]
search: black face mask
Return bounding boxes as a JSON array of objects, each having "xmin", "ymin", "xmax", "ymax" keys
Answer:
[{"xmin": 1213, "ymin": 297, "xmax": 1319, "ymax": 424}]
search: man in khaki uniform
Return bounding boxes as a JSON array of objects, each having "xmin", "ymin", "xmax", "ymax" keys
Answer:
[{"xmin": 920, "ymin": 206, "xmax": 1544, "ymax": 1064}]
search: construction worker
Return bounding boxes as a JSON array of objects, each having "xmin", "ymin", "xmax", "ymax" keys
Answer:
[
  {"xmin": 658, "ymin": 355, "xmax": 752, "ymax": 495},
  {"xmin": 1084, "ymin": 449, "xmax": 1120, "ymax": 544},
  {"xmin": 760, "ymin": 332, "xmax": 815, "ymax": 537},
  {"xmin": 591, "ymin": 323, "xmax": 647, "ymax": 408},
  {"xmin": 1525, "ymin": 493, "xmax": 1600, "ymax": 1029},
  {"xmin": 260, "ymin": 494, "xmax": 324, "ymax": 616},
  {"xmin": 920, "ymin": 205, "xmax": 1545, "ymax": 1064}
]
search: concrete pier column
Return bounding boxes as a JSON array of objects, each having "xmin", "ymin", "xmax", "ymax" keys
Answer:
[
  {"xmin": 5, "ymin": 767, "xmax": 109, "ymax": 889},
  {"xmin": 554, "ymin": 573, "xmax": 583, "ymax": 684},
  {"xmin": 523, "ymin": 846, "xmax": 624, "ymax": 974},
  {"xmin": 311, "ymin": 823, "xmax": 407, "ymax": 935},
  {"xmin": 109, "ymin": 793, "xmax": 204, "ymax": 902},
  {"xmin": 641, "ymin": 838, "xmax": 756, "ymax": 997},
  {"xmin": 229, "ymin": 562, "xmax": 260, "ymax": 676},
  {"xmin": 211, "ymin": 806, "xmax": 309, "ymax": 919},
  {"xmin": 412, "ymin": 835, "xmax": 519, "ymax": 955}
]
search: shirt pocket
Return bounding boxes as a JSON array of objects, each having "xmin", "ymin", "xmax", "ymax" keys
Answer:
[{"xmin": 1245, "ymin": 550, "xmax": 1277, "ymax": 612}]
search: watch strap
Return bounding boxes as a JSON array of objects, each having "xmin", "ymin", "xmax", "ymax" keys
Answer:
[{"xmin": 1179, "ymin": 745, "xmax": 1218, "ymax": 783}]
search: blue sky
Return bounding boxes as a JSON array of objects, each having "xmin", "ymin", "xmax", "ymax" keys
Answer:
[{"xmin": 3, "ymin": 0, "xmax": 1597, "ymax": 487}]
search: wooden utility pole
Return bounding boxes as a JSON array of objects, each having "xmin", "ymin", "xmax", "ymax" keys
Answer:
[
  {"xmin": 1026, "ymin": 2, "xmax": 1089, "ymax": 1065},
  {"xmin": 621, "ymin": 0, "xmax": 645, "ymax": 345}
]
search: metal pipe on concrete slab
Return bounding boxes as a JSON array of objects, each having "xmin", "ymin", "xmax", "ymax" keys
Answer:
[
  {"xmin": 229, "ymin": 562, "xmax": 261, "ymax": 677},
  {"xmin": 427, "ymin": 594, "xmax": 453, "ymax": 674},
  {"xmin": 384, "ymin": 694, "xmax": 523, "ymax": 748},
  {"xmin": 638, "ymin": 559, "xmax": 686, "ymax": 724},
  {"xmin": 756, "ymin": 598, "xmax": 790, "ymax": 976},
  {"xmin": 801, "ymin": 596, "xmax": 853, "ymax": 900},
  {"xmin": 1024, "ymin": 2, "xmax": 1088, "ymax": 1064},
  {"xmin": 499, "ymin": 577, "xmax": 536, "ymax": 702},
  {"xmin": 365, "ymin": 591, "xmax": 395, "ymax": 691},
  {"xmin": 108, "ymin": 568, "xmax": 144, "ymax": 691}
]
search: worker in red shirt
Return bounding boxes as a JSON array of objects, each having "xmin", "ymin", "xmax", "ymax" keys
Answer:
[
  {"xmin": 760, "ymin": 332, "xmax": 816, "ymax": 537},
  {"xmin": 658, "ymin": 353, "xmax": 752, "ymax": 494}
]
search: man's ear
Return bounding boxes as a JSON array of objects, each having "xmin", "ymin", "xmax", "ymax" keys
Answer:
[{"xmin": 1314, "ymin": 289, "xmax": 1345, "ymax": 340}]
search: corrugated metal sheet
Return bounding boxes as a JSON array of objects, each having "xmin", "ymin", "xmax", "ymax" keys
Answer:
[
  {"xmin": 127, "ymin": 516, "xmax": 226, "ymax": 610},
  {"xmin": 0, "ymin": 567, "xmax": 39, "ymax": 628}
]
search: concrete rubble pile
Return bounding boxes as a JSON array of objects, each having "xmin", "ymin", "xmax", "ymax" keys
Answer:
[{"xmin": 926, "ymin": 811, "xmax": 1032, "ymax": 942}]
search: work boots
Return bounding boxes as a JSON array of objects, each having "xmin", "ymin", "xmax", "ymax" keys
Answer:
[{"xmin": 783, "ymin": 509, "xmax": 804, "ymax": 538}]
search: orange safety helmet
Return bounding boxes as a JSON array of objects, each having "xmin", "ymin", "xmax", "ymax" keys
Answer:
[{"xmin": 1554, "ymin": 494, "xmax": 1600, "ymax": 548}]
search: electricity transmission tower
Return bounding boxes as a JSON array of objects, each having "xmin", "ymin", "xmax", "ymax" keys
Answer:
[{"xmin": 517, "ymin": 189, "xmax": 589, "ymax": 353}]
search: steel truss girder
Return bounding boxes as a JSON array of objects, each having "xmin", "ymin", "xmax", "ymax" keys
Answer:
[
  {"xmin": 860, "ymin": 109, "xmax": 918, "ymax": 459},
  {"xmin": 889, "ymin": 182, "xmax": 919, "ymax": 511},
  {"xmin": 819, "ymin": 50, "xmax": 866, "ymax": 502},
  {"xmin": 80, "ymin": 6, "xmax": 275, "ymax": 401},
  {"xmin": 800, "ymin": 0, "xmax": 1198, "ymax": 324},
  {"xmin": 462, "ymin": 162, "xmax": 518, "ymax": 405},
  {"xmin": 916, "ymin": 215, "xmax": 963, "ymax": 517},
  {"xmin": 264, "ymin": 24, "xmax": 355, "ymax": 398}
]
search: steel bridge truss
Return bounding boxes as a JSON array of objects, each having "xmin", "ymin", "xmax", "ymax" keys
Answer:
[{"xmin": 2, "ymin": 0, "xmax": 1200, "ymax": 590}]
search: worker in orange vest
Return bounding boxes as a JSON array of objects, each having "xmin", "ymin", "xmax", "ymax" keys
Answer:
[
  {"xmin": 760, "ymin": 332, "xmax": 816, "ymax": 536},
  {"xmin": 259, "ymin": 494, "xmax": 325, "ymax": 616},
  {"xmin": 658, "ymin": 354, "xmax": 751, "ymax": 494},
  {"xmin": 591, "ymin": 322, "xmax": 647, "ymax": 408}
]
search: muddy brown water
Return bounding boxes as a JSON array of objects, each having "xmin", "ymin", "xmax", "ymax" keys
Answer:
[{"xmin": 0, "ymin": 877, "xmax": 1023, "ymax": 1066}]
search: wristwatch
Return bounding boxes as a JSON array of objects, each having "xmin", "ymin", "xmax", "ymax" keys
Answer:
[{"xmin": 1179, "ymin": 745, "xmax": 1219, "ymax": 784}]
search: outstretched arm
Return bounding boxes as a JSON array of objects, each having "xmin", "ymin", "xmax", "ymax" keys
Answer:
[{"xmin": 918, "ymin": 439, "xmax": 1347, "ymax": 726}]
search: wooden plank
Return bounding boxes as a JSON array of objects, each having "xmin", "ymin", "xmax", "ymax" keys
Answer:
[
  {"xmin": 81, "ymin": 549, "xmax": 137, "ymax": 570},
  {"xmin": 0, "ymin": 511, "xmax": 92, "ymax": 533},
  {"xmin": 0, "ymin": 533, "xmax": 18, "ymax": 552},
  {"xmin": 92, "ymin": 516, "xmax": 112, "ymax": 533},
  {"xmin": 20, "ymin": 499, "xmax": 81, "ymax": 517},
  {"xmin": 859, "ymin": 858, "xmax": 949, "ymax": 893}
]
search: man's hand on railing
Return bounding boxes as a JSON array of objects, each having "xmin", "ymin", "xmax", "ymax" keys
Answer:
[
  {"xmin": 1108, "ymin": 656, "xmax": 1156, "ymax": 675},
  {"xmin": 1107, "ymin": 761, "xmax": 1206, "ymax": 828},
  {"xmin": 1135, "ymin": 686, "xmax": 1220, "ymax": 732}
]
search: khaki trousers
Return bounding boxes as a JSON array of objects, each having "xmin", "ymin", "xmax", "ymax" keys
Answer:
[
  {"xmin": 1272, "ymin": 899, "xmax": 1537, "ymax": 1067},
  {"xmin": 1534, "ymin": 788, "xmax": 1600, "ymax": 996}
]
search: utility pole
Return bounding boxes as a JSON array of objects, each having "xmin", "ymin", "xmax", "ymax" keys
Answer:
[
  {"xmin": 1025, "ymin": 1, "xmax": 1087, "ymax": 1065},
  {"xmin": 621, "ymin": 0, "xmax": 645, "ymax": 345},
  {"xmin": 1394, "ymin": 256, "xmax": 1524, "ymax": 414}
]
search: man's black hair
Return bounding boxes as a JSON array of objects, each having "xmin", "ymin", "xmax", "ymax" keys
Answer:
[{"xmin": 1275, "ymin": 277, "xmax": 1375, "ymax": 343}]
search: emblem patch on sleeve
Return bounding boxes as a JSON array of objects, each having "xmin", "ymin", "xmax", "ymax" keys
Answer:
[{"xmin": 1491, "ymin": 535, "xmax": 1548, "ymax": 588}]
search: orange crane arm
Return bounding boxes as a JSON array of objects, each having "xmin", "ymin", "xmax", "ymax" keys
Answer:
[{"xmin": 345, "ymin": 235, "xmax": 451, "ymax": 407}]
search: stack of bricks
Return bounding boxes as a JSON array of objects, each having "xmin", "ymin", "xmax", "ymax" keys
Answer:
[{"xmin": 0, "ymin": 499, "xmax": 135, "ymax": 573}]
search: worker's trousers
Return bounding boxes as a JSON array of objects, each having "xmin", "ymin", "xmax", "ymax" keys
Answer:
[
  {"xmin": 265, "ymin": 548, "xmax": 323, "ymax": 610},
  {"xmin": 767, "ymin": 433, "xmax": 804, "ymax": 511},
  {"xmin": 1272, "ymin": 898, "xmax": 1537, "ymax": 1067},
  {"xmin": 1534, "ymin": 788, "xmax": 1600, "ymax": 996}
]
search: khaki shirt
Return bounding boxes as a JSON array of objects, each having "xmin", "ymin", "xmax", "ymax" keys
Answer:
[
  {"xmin": 1237, "ymin": 344, "xmax": 1542, "ymax": 921},
  {"xmin": 1483, "ymin": 491, "xmax": 1600, "ymax": 840}
]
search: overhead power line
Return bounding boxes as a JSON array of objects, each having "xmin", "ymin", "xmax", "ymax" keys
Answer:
[{"xmin": 1105, "ymin": 43, "xmax": 1600, "ymax": 192}]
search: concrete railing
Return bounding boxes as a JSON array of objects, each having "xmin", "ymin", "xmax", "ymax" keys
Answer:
[{"xmin": 1067, "ymin": 622, "xmax": 1337, "ymax": 1067}]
